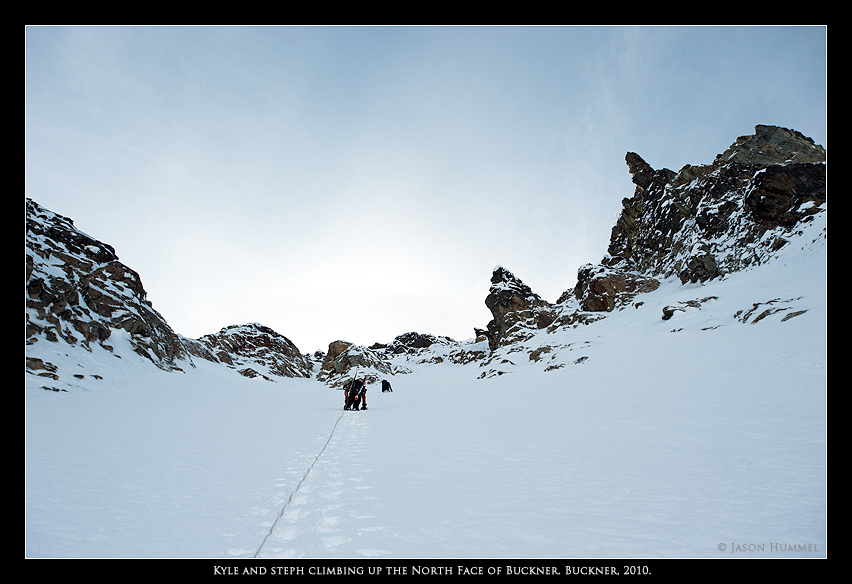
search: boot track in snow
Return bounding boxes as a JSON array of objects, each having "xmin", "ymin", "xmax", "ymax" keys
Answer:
[{"xmin": 253, "ymin": 411, "xmax": 347, "ymax": 558}]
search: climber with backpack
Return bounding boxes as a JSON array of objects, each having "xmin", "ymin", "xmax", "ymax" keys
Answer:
[
  {"xmin": 343, "ymin": 378, "xmax": 352, "ymax": 410},
  {"xmin": 344, "ymin": 376, "xmax": 368, "ymax": 411}
]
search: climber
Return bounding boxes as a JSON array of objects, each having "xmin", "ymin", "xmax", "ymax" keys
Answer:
[
  {"xmin": 345, "ymin": 377, "xmax": 368, "ymax": 410},
  {"xmin": 343, "ymin": 379, "xmax": 352, "ymax": 410},
  {"xmin": 382, "ymin": 379, "xmax": 393, "ymax": 393}
]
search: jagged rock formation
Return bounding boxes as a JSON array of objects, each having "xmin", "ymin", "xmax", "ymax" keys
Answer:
[
  {"xmin": 26, "ymin": 199, "xmax": 189, "ymax": 380},
  {"xmin": 479, "ymin": 266, "xmax": 557, "ymax": 350},
  {"xmin": 572, "ymin": 124, "xmax": 824, "ymax": 301},
  {"xmin": 603, "ymin": 124, "xmax": 825, "ymax": 283},
  {"xmin": 186, "ymin": 323, "xmax": 313, "ymax": 381},
  {"xmin": 478, "ymin": 125, "xmax": 826, "ymax": 357},
  {"xmin": 569, "ymin": 264, "xmax": 661, "ymax": 313},
  {"xmin": 26, "ymin": 199, "xmax": 313, "ymax": 390},
  {"xmin": 372, "ymin": 332, "xmax": 456, "ymax": 355}
]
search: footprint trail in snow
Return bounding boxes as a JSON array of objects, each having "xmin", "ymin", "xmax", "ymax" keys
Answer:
[{"xmin": 253, "ymin": 409, "xmax": 391, "ymax": 559}]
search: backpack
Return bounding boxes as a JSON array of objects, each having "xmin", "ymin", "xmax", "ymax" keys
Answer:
[{"xmin": 350, "ymin": 380, "xmax": 363, "ymax": 397}]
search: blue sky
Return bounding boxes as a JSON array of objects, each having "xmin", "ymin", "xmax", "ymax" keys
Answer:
[{"xmin": 25, "ymin": 26, "xmax": 827, "ymax": 353}]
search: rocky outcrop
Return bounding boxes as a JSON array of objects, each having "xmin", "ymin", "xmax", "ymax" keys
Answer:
[
  {"xmin": 189, "ymin": 323, "xmax": 313, "ymax": 381},
  {"xmin": 317, "ymin": 340, "xmax": 403, "ymax": 386},
  {"xmin": 481, "ymin": 266, "xmax": 557, "ymax": 349},
  {"xmin": 716, "ymin": 124, "xmax": 826, "ymax": 166},
  {"xmin": 373, "ymin": 332, "xmax": 456, "ymax": 355},
  {"xmin": 604, "ymin": 125, "xmax": 826, "ymax": 283},
  {"xmin": 569, "ymin": 264, "xmax": 660, "ymax": 313},
  {"xmin": 26, "ymin": 198, "xmax": 314, "ymax": 389},
  {"xmin": 475, "ymin": 125, "xmax": 826, "ymax": 367},
  {"xmin": 661, "ymin": 296, "xmax": 718, "ymax": 321},
  {"xmin": 26, "ymin": 198, "xmax": 190, "ymax": 381},
  {"xmin": 743, "ymin": 163, "xmax": 827, "ymax": 230}
]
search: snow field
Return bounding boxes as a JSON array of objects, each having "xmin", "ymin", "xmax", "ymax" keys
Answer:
[
  {"xmin": 25, "ymin": 314, "xmax": 826, "ymax": 559},
  {"xmin": 25, "ymin": 214, "xmax": 826, "ymax": 559}
]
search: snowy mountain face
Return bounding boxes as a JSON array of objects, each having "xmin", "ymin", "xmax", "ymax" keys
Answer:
[
  {"xmin": 25, "ymin": 203, "xmax": 311, "ymax": 390},
  {"xmin": 474, "ymin": 125, "xmax": 826, "ymax": 375},
  {"xmin": 25, "ymin": 199, "xmax": 190, "ymax": 383},
  {"xmin": 606, "ymin": 125, "xmax": 825, "ymax": 283},
  {"xmin": 186, "ymin": 324, "xmax": 313, "ymax": 381},
  {"xmin": 25, "ymin": 125, "xmax": 827, "ymax": 560},
  {"xmin": 25, "ymin": 124, "xmax": 826, "ymax": 391}
]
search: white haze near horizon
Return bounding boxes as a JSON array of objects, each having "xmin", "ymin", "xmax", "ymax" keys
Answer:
[{"xmin": 24, "ymin": 25, "xmax": 827, "ymax": 353}]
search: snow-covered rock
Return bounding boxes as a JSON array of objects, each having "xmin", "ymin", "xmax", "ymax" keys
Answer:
[
  {"xmin": 317, "ymin": 339, "xmax": 409, "ymax": 387},
  {"xmin": 605, "ymin": 125, "xmax": 825, "ymax": 282},
  {"xmin": 26, "ymin": 198, "xmax": 190, "ymax": 389},
  {"xmin": 188, "ymin": 323, "xmax": 313, "ymax": 381},
  {"xmin": 26, "ymin": 199, "xmax": 315, "ymax": 389},
  {"xmin": 469, "ymin": 125, "xmax": 826, "ymax": 378}
]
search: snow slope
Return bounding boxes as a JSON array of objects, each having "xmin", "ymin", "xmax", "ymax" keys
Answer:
[{"xmin": 25, "ymin": 214, "xmax": 826, "ymax": 560}]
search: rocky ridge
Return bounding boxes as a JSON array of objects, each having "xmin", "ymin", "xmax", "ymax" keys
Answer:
[
  {"xmin": 184, "ymin": 323, "xmax": 313, "ymax": 381},
  {"xmin": 26, "ymin": 199, "xmax": 189, "ymax": 383},
  {"xmin": 472, "ymin": 125, "xmax": 825, "ymax": 377},
  {"xmin": 605, "ymin": 124, "xmax": 825, "ymax": 283},
  {"xmin": 501, "ymin": 126, "xmax": 823, "ymax": 329},
  {"xmin": 25, "ymin": 200, "xmax": 314, "ymax": 391},
  {"xmin": 25, "ymin": 124, "xmax": 826, "ymax": 390}
]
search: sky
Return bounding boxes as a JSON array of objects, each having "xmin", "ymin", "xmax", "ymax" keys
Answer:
[{"xmin": 24, "ymin": 26, "xmax": 827, "ymax": 353}]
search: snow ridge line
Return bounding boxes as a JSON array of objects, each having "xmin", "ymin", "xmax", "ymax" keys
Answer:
[{"xmin": 253, "ymin": 411, "xmax": 346, "ymax": 558}]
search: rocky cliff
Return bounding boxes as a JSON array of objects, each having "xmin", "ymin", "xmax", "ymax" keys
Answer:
[
  {"xmin": 25, "ymin": 200, "xmax": 313, "ymax": 391},
  {"xmin": 606, "ymin": 125, "xmax": 825, "ymax": 282},
  {"xmin": 26, "ymin": 199, "xmax": 190, "ymax": 382},
  {"xmin": 480, "ymin": 125, "xmax": 826, "ymax": 353},
  {"xmin": 186, "ymin": 323, "xmax": 313, "ymax": 381},
  {"xmin": 475, "ymin": 266, "xmax": 557, "ymax": 351}
]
